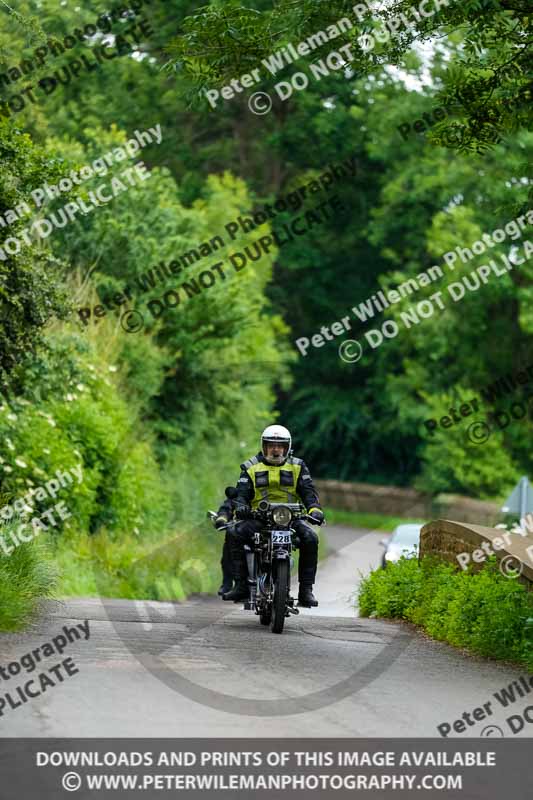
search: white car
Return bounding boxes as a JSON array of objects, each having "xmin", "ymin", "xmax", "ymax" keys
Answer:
[{"xmin": 380, "ymin": 524, "xmax": 422, "ymax": 567}]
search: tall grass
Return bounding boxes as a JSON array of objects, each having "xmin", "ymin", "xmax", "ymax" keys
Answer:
[
  {"xmin": 54, "ymin": 523, "xmax": 223, "ymax": 600},
  {"xmin": 0, "ymin": 521, "xmax": 57, "ymax": 631}
]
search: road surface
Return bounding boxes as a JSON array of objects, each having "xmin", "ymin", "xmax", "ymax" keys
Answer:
[{"xmin": 1, "ymin": 525, "xmax": 530, "ymax": 738}]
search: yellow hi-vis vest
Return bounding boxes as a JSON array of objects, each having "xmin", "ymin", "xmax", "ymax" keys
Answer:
[{"xmin": 243, "ymin": 455, "xmax": 303, "ymax": 508}]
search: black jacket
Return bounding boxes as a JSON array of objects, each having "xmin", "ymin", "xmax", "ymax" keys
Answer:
[
  {"xmin": 233, "ymin": 452, "xmax": 322, "ymax": 511},
  {"xmin": 216, "ymin": 495, "xmax": 236, "ymax": 521}
]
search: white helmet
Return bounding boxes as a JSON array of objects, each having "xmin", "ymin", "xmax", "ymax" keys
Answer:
[{"xmin": 261, "ymin": 424, "xmax": 291, "ymax": 465}]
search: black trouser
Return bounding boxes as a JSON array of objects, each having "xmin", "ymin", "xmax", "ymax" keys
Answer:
[
  {"xmin": 220, "ymin": 533, "xmax": 233, "ymax": 584},
  {"xmin": 230, "ymin": 519, "xmax": 319, "ymax": 585}
]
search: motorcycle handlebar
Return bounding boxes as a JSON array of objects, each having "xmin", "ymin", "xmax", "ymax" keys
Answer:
[
  {"xmin": 236, "ymin": 509, "xmax": 322, "ymax": 525},
  {"xmin": 208, "ymin": 508, "xmax": 324, "ymax": 527}
]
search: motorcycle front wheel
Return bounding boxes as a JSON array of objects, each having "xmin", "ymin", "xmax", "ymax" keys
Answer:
[{"xmin": 271, "ymin": 559, "xmax": 289, "ymax": 634}]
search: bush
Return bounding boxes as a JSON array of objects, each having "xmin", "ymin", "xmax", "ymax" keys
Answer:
[
  {"xmin": 0, "ymin": 332, "xmax": 169, "ymax": 538},
  {"xmin": 358, "ymin": 555, "xmax": 533, "ymax": 670}
]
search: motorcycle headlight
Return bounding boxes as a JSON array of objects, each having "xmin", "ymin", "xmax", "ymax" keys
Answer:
[{"xmin": 272, "ymin": 505, "xmax": 292, "ymax": 526}]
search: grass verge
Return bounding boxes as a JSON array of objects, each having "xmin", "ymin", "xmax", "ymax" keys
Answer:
[
  {"xmin": 0, "ymin": 522, "xmax": 57, "ymax": 631},
  {"xmin": 54, "ymin": 523, "xmax": 223, "ymax": 600},
  {"xmin": 324, "ymin": 507, "xmax": 425, "ymax": 532},
  {"xmin": 358, "ymin": 555, "xmax": 533, "ymax": 670}
]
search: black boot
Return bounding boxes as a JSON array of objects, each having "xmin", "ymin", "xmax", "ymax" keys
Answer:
[
  {"xmin": 222, "ymin": 581, "xmax": 248, "ymax": 602},
  {"xmin": 218, "ymin": 579, "xmax": 233, "ymax": 596},
  {"xmin": 222, "ymin": 539, "xmax": 249, "ymax": 602},
  {"xmin": 298, "ymin": 585, "xmax": 318, "ymax": 607}
]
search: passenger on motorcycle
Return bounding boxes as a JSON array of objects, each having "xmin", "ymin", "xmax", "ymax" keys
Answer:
[
  {"xmin": 215, "ymin": 491, "xmax": 236, "ymax": 596},
  {"xmin": 214, "ymin": 425, "xmax": 324, "ymax": 607}
]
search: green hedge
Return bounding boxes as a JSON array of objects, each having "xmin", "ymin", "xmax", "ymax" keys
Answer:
[{"xmin": 358, "ymin": 556, "xmax": 533, "ymax": 670}]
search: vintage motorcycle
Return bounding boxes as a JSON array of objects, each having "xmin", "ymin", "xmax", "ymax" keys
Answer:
[{"xmin": 208, "ymin": 487, "xmax": 320, "ymax": 634}]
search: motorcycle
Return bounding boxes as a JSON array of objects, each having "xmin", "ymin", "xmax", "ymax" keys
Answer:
[{"xmin": 207, "ymin": 487, "xmax": 320, "ymax": 634}]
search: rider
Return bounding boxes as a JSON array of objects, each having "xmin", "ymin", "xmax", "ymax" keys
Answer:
[{"xmin": 215, "ymin": 424, "xmax": 324, "ymax": 607}]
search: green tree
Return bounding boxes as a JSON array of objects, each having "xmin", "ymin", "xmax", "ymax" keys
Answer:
[{"xmin": 0, "ymin": 120, "xmax": 68, "ymax": 382}]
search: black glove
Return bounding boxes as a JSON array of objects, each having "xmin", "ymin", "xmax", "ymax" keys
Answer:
[
  {"xmin": 215, "ymin": 515, "xmax": 228, "ymax": 530},
  {"xmin": 309, "ymin": 509, "xmax": 324, "ymax": 525},
  {"xmin": 235, "ymin": 504, "xmax": 251, "ymax": 520}
]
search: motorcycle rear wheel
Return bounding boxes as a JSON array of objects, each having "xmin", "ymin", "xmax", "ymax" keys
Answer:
[{"xmin": 271, "ymin": 559, "xmax": 289, "ymax": 634}]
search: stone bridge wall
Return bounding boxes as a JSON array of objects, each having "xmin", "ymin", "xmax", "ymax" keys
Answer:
[
  {"xmin": 316, "ymin": 480, "xmax": 500, "ymax": 526},
  {"xmin": 420, "ymin": 519, "xmax": 533, "ymax": 589}
]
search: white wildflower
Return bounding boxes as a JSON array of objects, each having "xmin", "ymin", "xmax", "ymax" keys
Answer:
[{"xmin": 14, "ymin": 458, "xmax": 27, "ymax": 469}]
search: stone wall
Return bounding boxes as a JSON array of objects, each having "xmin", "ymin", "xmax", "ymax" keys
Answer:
[
  {"xmin": 316, "ymin": 480, "xmax": 500, "ymax": 526},
  {"xmin": 420, "ymin": 519, "xmax": 533, "ymax": 588}
]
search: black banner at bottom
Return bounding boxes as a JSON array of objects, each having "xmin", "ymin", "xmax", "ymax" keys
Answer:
[{"xmin": 0, "ymin": 739, "xmax": 531, "ymax": 799}]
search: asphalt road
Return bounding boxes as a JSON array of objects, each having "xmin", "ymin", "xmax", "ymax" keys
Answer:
[{"xmin": 1, "ymin": 525, "xmax": 531, "ymax": 738}]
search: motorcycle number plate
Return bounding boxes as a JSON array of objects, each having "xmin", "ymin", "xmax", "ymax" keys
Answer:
[{"xmin": 271, "ymin": 531, "xmax": 291, "ymax": 545}]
